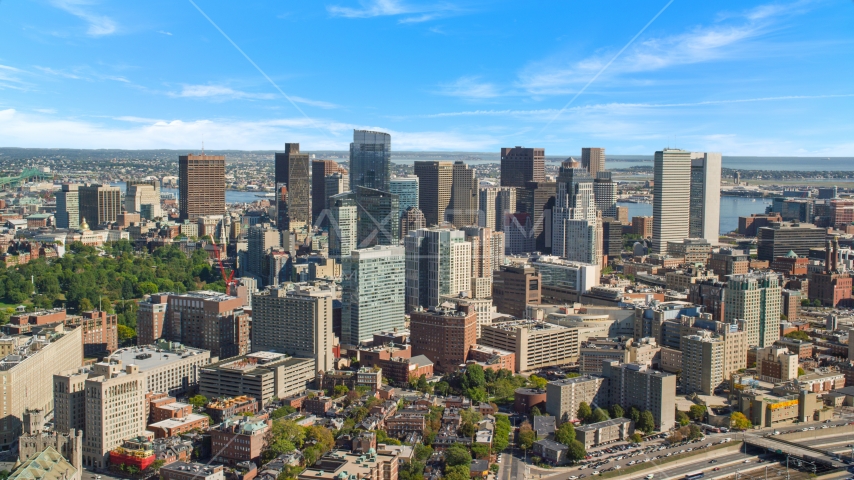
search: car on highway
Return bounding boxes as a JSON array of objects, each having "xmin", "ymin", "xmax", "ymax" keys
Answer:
[
  {"xmin": 709, "ymin": 460, "xmax": 717, "ymax": 464},
  {"xmin": 646, "ymin": 475, "xmax": 655, "ymax": 479},
  {"xmin": 743, "ymin": 460, "xmax": 751, "ymax": 463}
]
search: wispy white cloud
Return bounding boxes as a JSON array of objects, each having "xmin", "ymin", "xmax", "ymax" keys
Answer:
[
  {"xmin": 436, "ymin": 76, "xmax": 502, "ymax": 99},
  {"xmin": 34, "ymin": 108, "xmax": 57, "ymax": 114},
  {"xmin": 169, "ymin": 84, "xmax": 277, "ymax": 101},
  {"xmin": 33, "ymin": 66, "xmax": 82, "ymax": 79},
  {"xmin": 327, "ymin": 0, "xmax": 461, "ymax": 24},
  {"xmin": 157, "ymin": 30, "xmax": 173, "ymax": 36},
  {"xmin": 518, "ymin": 0, "xmax": 816, "ymax": 95},
  {"xmin": 50, "ymin": 0, "xmax": 118, "ymax": 36},
  {"xmin": 421, "ymin": 94, "xmax": 854, "ymax": 118},
  {"xmin": 290, "ymin": 96, "xmax": 340, "ymax": 109},
  {"xmin": 0, "ymin": 109, "xmax": 499, "ymax": 152}
]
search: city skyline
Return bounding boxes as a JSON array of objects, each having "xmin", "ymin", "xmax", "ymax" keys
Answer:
[{"xmin": 0, "ymin": 1, "xmax": 852, "ymax": 155}]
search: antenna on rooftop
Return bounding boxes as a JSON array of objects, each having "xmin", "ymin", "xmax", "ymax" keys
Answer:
[{"xmin": 202, "ymin": 141, "xmax": 205, "ymax": 155}]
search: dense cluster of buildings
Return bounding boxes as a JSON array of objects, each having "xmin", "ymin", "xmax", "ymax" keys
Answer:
[{"xmin": 3, "ymin": 132, "xmax": 854, "ymax": 480}]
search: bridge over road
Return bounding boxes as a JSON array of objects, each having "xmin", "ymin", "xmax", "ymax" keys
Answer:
[{"xmin": 743, "ymin": 434, "xmax": 845, "ymax": 469}]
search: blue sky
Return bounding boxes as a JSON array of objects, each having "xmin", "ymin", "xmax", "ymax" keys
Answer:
[{"xmin": 1, "ymin": 0, "xmax": 853, "ymax": 155}]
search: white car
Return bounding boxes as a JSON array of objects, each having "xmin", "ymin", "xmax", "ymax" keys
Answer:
[
  {"xmin": 646, "ymin": 475, "xmax": 655, "ymax": 479},
  {"xmin": 592, "ymin": 471, "xmax": 600, "ymax": 475}
]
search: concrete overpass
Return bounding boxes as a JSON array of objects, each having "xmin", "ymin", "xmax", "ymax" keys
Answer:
[{"xmin": 743, "ymin": 434, "xmax": 845, "ymax": 469}]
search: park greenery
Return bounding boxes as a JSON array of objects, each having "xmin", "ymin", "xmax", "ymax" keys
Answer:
[{"xmin": 0, "ymin": 240, "xmax": 229, "ymax": 340}]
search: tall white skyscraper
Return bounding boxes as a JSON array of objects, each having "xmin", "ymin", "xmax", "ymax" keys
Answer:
[
  {"xmin": 689, "ymin": 152, "xmax": 722, "ymax": 243},
  {"xmin": 342, "ymin": 245, "xmax": 405, "ymax": 345},
  {"xmin": 328, "ymin": 193, "xmax": 358, "ymax": 261},
  {"xmin": 652, "ymin": 149, "xmax": 692, "ymax": 254},
  {"xmin": 553, "ymin": 161, "xmax": 601, "ymax": 264},
  {"xmin": 56, "ymin": 183, "xmax": 79, "ymax": 229},
  {"xmin": 478, "ymin": 187, "xmax": 499, "ymax": 230},
  {"xmin": 404, "ymin": 228, "xmax": 471, "ymax": 312}
]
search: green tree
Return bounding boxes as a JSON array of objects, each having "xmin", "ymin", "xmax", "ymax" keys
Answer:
[
  {"xmin": 629, "ymin": 433, "xmax": 643, "ymax": 443},
  {"xmin": 676, "ymin": 411, "xmax": 690, "ymax": 426},
  {"xmin": 530, "ymin": 406, "xmax": 542, "ymax": 417},
  {"xmin": 463, "ymin": 364, "xmax": 486, "ymax": 390},
  {"xmin": 730, "ymin": 412, "xmax": 752, "ymax": 431},
  {"xmin": 577, "ymin": 402, "xmax": 592, "ymax": 423},
  {"xmin": 528, "ymin": 375, "xmax": 548, "ymax": 390},
  {"xmin": 567, "ymin": 439, "xmax": 586, "ymax": 463},
  {"xmin": 271, "ymin": 405, "xmax": 297, "ymax": 419},
  {"xmin": 78, "ymin": 297, "xmax": 94, "ymax": 312},
  {"xmin": 591, "ymin": 407, "xmax": 610, "ymax": 423},
  {"xmin": 414, "ymin": 444, "xmax": 433, "ymax": 462},
  {"xmin": 471, "ymin": 443, "xmax": 490, "ymax": 459},
  {"xmin": 785, "ymin": 330, "xmax": 810, "ymax": 341},
  {"xmin": 444, "ymin": 465, "xmax": 470, "ymax": 480},
  {"xmin": 800, "ymin": 299, "xmax": 811, "ymax": 307},
  {"xmin": 434, "ymin": 381, "xmax": 451, "ymax": 396},
  {"xmin": 399, "ymin": 461, "xmax": 426, "ymax": 480},
  {"xmin": 333, "ymin": 385, "xmax": 349, "ymax": 397},
  {"xmin": 687, "ymin": 425, "xmax": 703, "ymax": 440},
  {"xmin": 813, "ymin": 299, "xmax": 822, "ymax": 307},
  {"xmin": 149, "ymin": 460, "xmax": 166, "ymax": 473},
  {"xmin": 609, "ymin": 404, "xmax": 624, "ymax": 419},
  {"xmin": 518, "ymin": 421, "xmax": 536, "ymax": 451},
  {"xmin": 445, "ymin": 444, "xmax": 472, "ymax": 467},
  {"xmin": 637, "ymin": 410, "xmax": 655, "ymax": 434},
  {"xmin": 555, "ymin": 422, "xmax": 576, "ymax": 445},
  {"xmin": 492, "ymin": 415, "xmax": 511, "ymax": 452},
  {"xmin": 117, "ymin": 324, "xmax": 136, "ymax": 344},
  {"xmin": 189, "ymin": 395, "xmax": 208, "ymax": 409},
  {"xmin": 627, "ymin": 406, "xmax": 641, "ymax": 424},
  {"xmin": 266, "ymin": 419, "xmax": 306, "ymax": 459},
  {"xmin": 688, "ymin": 405, "xmax": 706, "ymax": 421}
]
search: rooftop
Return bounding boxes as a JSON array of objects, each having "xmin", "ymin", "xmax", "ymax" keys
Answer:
[
  {"xmin": 108, "ymin": 341, "xmax": 209, "ymax": 371},
  {"xmin": 548, "ymin": 375, "xmax": 602, "ymax": 387},
  {"xmin": 576, "ymin": 417, "xmax": 632, "ymax": 431}
]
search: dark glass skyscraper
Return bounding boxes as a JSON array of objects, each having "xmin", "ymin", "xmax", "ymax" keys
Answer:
[
  {"xmin": 500, "ymin": 146, "xmax": 545, "ymax": 188},
  {"xmin": 275, "ymin": 143, "xmax": 310, "ymax": 231},
  {"xmin": 350, "ymin": 130, "xmax": 391, "ymax": 192}
]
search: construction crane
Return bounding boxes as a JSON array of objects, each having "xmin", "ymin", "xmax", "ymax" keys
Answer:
[{"xmin": 210, "ymin": 236, "xmax": 236, "ymax": 290}]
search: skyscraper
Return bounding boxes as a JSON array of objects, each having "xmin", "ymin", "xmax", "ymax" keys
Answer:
[
  {"xmin": 342, "ymin": 246, "xmax": 405, "ymax": 345},
  {"xmin": 413, "ymin": 161, "xmax": 453, "ymax": 227},
  {"xmin": 316, "ymin": 170, "xmax": 349, "ymax": 230},
  {"xmin": 56, "ymin": 183, "xmax": 79, "ymax": 229},
  {"xmin": 246, "ymin": 224, "xmax": 281, "ymax": 283},
  {"xmin": 449, "ymin": 161, "xmax": 478, "ymax": 228},
  {"xmin": 553, "ymin": 161, "xmax": 600, "ymax": 264},
  {"xmin": 404, "ymin": 227, "xmax": 471, "ymax": 312},
  {"xmin": 478, "ymin": 187, "xmax": 499, "ymax": 231},
  {"xmin": 593, "ymin": 171, "xmax": 617, "ymax": 218},
  {"xmin": 350, "ymin": 130, "xmax": 391, "ymax": 192},
  {"xmin": 352, "ymin": 186, "xmax": 399, "ymax": 247},
  {"xmin": 275, "ymin": 144, "xmax": 311, "ymax": 231},
  {"xmin": 725, "ymin": 273, "xmax": 782, "ymax": 347},
  {"xmin": 328, "ymin": 193, "xmax": 358, "ymax": 261},
  {"xmin": 462, "ymin": 226, "xmax": 504, "ymax": 299},
  {"xmin": 179, "ymin": 154, "xmax": 226, "ymax": 222},
  {"xmin": 581, "ymin": 147, "xmax": 605, "ymax": 175},
  {"xmin": 652, "ymin": 149, "xmax": 691, "ymax": 254},
  {"xmin": 689, "ymin": 152, "xmax": 722, "ymax": 243},
  {"xmin": 496, "ymin": 187, "xmax": 517, "ymax": 232},
  {"xmin": 500, "ymin": 147, "xmax": 545, "ymax": 188},
  {"xmin": 78, "ymin": 184, "xmax": 121, "ymax": 226},
  {"xmin": 400, "ymin": 206, "xmax": 426, "ymax": 239},
  {"xmin": 518, "ymin": 181, "xmax": 557, "ymax": 253},
  {"xmin": 390, "ymin": 176, "xmax": 420, "ymax": 216},
  {"xmin": 312, "ymin": 159, "xmax": 346, "ymax": 226},
  {"xmin": 125, "ymin": 183, "xmax": 162, "ymax": 220}
]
